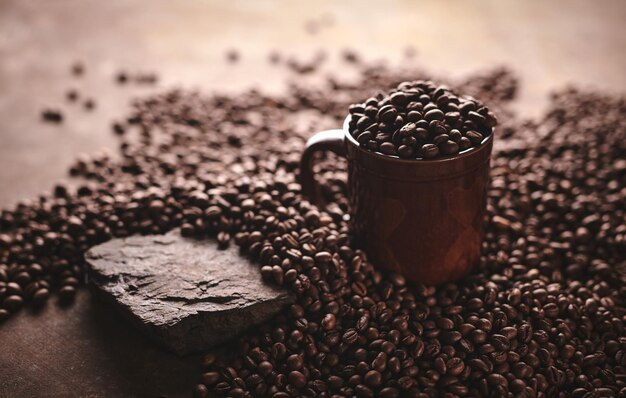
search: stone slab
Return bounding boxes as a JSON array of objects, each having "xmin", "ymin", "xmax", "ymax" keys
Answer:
[{"xmin": 85, "ymin": 230, "xmax": 294, "ymax": 355}]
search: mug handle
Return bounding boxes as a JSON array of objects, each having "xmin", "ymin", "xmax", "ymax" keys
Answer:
[{"xmin": 299, "ymin": 129, "xmax": 346, "ymax": 205}]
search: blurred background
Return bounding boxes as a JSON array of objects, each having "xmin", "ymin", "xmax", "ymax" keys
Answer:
[
  {"xmin": 2, "ymin": 0, "xmax": 626, "ymax": 207},
  {"xmin": 0, "ymin": 1, "xmax": 625, "ymax": 396}
]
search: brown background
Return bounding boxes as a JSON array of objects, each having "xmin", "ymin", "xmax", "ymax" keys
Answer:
[{"xmin": 1, "ymin": 1, "xmax": 625, "ymax": 397}]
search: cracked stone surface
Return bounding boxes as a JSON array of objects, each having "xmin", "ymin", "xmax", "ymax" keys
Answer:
[{"xmin": 85, "ymin": 230, "xmax": 294, "ymax": 355}]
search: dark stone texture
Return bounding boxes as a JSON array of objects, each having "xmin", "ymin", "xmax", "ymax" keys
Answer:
[{"xmin": 85, "ymin": 230, "xmax": 294, "ymax": 355}]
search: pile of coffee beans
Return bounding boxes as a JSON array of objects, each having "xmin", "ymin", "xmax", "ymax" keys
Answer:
[
  {"xmin": 348, "ymin": 81, "xmax": 498, "ymax": 159},
  {"xmin": 1, "ymin": 54, "xmax": 625, "ymax": 398}
]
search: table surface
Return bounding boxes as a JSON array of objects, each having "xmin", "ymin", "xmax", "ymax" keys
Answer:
[{"xmin": 1, "ymin": 1, "xmax": 625, "ymax": 397}]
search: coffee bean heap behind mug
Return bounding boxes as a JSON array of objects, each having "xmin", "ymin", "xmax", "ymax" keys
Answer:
[
  {"xmin": 0, "ymin": 57, "xmax": 625, "ymax": 398},
  {"xmin": 348, "ymin": 80, "xmax": 498, "ymax": 159}
]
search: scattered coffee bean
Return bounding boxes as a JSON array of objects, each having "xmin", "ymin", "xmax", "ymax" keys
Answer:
[
  {"xmin": 226, "ymin": 49, "xmax": 239, "ymax": 63},
  {"xmin": 66, "ymin": 89, "xmax": 79, "ymax": 102},
  {"xmin": 41, "ymin": 109, "xmax": 63, "ymax": 123},
  {"xmin": 268, "ymin": 51, "xmax": 281, "ymax": 64},
  {"xmin": 83, "ymin": 99, "xmax": 96, "ymax": 111},
  {"xmin": 71, "ymin": 62, "xmax": 84, "ymax": 76},
  {"xmin": 116, "ymin": 71, "xmax": 128, "ymax": 84},
  {"xmin": 135, "ymin": 72, "xmax": 158, "ymax": 85}
]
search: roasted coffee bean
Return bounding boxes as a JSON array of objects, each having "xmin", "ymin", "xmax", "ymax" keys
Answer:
[
  {"xmin": 66, "ymin": 89, "xmax": 79, "ymax": 102},
  {"xmin": 379, "ymin": 386, "xmax": 400, "ymax": 398},
  {"xmin": 465, "ymin": 130, "xmax": 484, "ymax": 145},
  {"xmin": 288, "ymin": 371, "xmax": 307, "ymax": 388},
  {"xmin": 397, "ymin": 145, "xmax": 413, "ymax": 159},
  {"xmin": 194, "ymin": 383, "xmax": 209, "ymax": 398},
  {"xmin": 459, "ymin": 136, "xmax": 471, "ymax": 150},
  {"xmin": 200, "ymin": 372, "xmax": 220, "ymax": 386},
  {"xmin": 377, "ymin": 105, "xmax": 397, "ymax": 123},
  {"xmin": 71, "ymin": 61, "xmax": 85, "ymax": 76},
  {"xmin": 371, "ymin": 351, "xmax": 387, "ymax": 372},
  {"xmin": 32, "ymin": 288, "xmax": 50, "ymax": 305},
  {"xmin": 342, "ymin": 329, "xmax": 358, "ymax": 344},
  {"xmin": 390, "ymin": 92, "xmax": 409, "ymax": 107},
  {"xmin": 424, "ymin": 109, "xmax": 444, "ymax": 122},
  {"xmin": 491, "ymin": 334, "xmax": 510, "ymax": 351},
  {"xmin": 487, "ymin": 373, "xmax": 508, "ymax": 388},
  {"xmin": 439, "ymin": 140, "xmax": 459, "ymax": 156},
  {"xmin": 421, "ymin": 144, "xmax": 439, "ymax": 159},
  {"xmin": 434, "ymin": 356, "xmax": 447, "ymax": 374},
  {"xmin": 2, "ymin": 295, "xmax": 23, "ymax": 312},
  {"xmin": 41, "ymin": 109, "xmax": 63, "ymax": 123},
  {"xmin": 467, "ymin": 111, "xmax": 486, "ymax": 124},
  {"xmin": 432, "ymin": 134, "xmax": 449, "ymax": 146},
  {"xmin": 414, "ymin": 127, "xmax": 429, "ymax": 141},
  {"xmin": 446, "ymin": 357, "xmax": 465, "ymax": 376},
  {"xmin": 379, "ymin": 142, "xmax": 397, "ymax": 156},
  {"xmin": 286, "ymin": 354, "xmax": 303, "ymax": 370},
  {"xmin": 83, "ymin": 98, "xmax": 96, "ymax": 110},
  {"xmin": 363, "ymin": 370, "xmax": 382, "ymax": 387},
  {"xmin": 321, "ymin": 313, "xmax": 336, "ymax": 330}
]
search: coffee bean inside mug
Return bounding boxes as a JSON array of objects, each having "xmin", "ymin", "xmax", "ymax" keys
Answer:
[
  {"xmin": 348, "ymin": 81, "xmax": 497, "ymax": 159},
  {"xmin": 301, "ymin": 80, "xmax": 496, "ymax": 286}
]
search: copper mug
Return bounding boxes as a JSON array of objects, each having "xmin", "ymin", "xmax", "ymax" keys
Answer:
[{"xmin": 299, "ymin": 116, "xmax": 493, "ymax": 285}]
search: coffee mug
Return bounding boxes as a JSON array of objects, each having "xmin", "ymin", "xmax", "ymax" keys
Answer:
[{"xmin": 299, "ymin": 116, "xmax": 493, "ymax": 285}]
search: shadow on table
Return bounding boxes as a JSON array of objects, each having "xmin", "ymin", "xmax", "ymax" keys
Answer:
[{"xmin": 0, "ymin": 289, "xmax": 200, "ymax": 398}]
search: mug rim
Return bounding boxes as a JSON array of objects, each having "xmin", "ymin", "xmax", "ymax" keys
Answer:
[{"xmin": 342, "ymin": 115, "xmax": 494, "ymax": 164}]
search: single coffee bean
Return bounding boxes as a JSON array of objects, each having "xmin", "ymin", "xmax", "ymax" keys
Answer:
[
  {"xmin": 357, "ymin": 132, "xmax": 372, "ymax": 145},
  {"xmin": 466, "ymin": 130, "xmax": 484, "ymax": 145},
  {"xmin": 487, "ymin": 373, "xmax": 508, "ymax": 388},
  {"xmin": 194, "ymin": 384, "xmax": 208, "ymax": 398},
  {"xmin": 429, "ymin": 120, "xmax": 447, "ymax": 136},
  {"xmin": 397, "ymin": 145, "xmax": 414, "ymax": 159},
  {"xmin": 32, "ymin": 288, "xmax": 50, "ymax": 305},
  {"xmin": 379, "ymin": 386, "xmax": 400, "ymax": 398},
  {"xmin": 459, "ymin": 136, "xmax": 471, "ymax": 150},
  {"xmin": 432, "ymin": 134, "xmax": 449, "ymax": 146},
  {"xmin": 200, "ymin": 372, "xmax": 220, "ymax": 386},
  {"xmin": 449, "ymin": 129, "xmax": 462, "ymax": 143},
  {"xmin": 321, "ymin": 313, "xmax": 336, "ymax": 330},
  {"xmin": 379, "ymin": 142, "xmax": 398, "ymax": 156},
  {"xmin": 446, "ymin": 357, "xmax": 465, "ymax": 376},
  {"xmin": 377, "ymin": 105, "xmax": 398, "ymax": 123},
  {"xmin": 390, "ymin": 92, "xmax": 409, "ymax": 107},
  {"xmin": 467, "ymin": 110, "xmax": 486, "ymax": 124},
  {"xmin": 287, "ymin": 354, "xmax": 303, "ymax": 370},
  {"xmin": 342, "ymin": 329, "xmax": 359, "ymax": 344},
  {"xmin": 491, "ymin": 334, "xmax": 510, "ymax": 351},
  {"xmin": 424, "ymin": 109, "xmax": 444, "ymax": 122},
  {"xmin": 434, "ymin": 356, "xmax": 447, "ymax": 374},
  {"xmin": 439, "ymin": 140, "xmax": 459, "ymax": 156},
  {"xmin": 421, "ymin": 144, "xmax": 439, "ymax": 159},
  {"xmin": 3, "ymin": 295, "xmax": 23, "ymax": 312},
  {"xmin": 363, "ymin": 370, "xmax": 382, "ymax": 387},
  {"xmin": 399, "ymin": 123, "xmax": 417, "ymax": 136}
]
